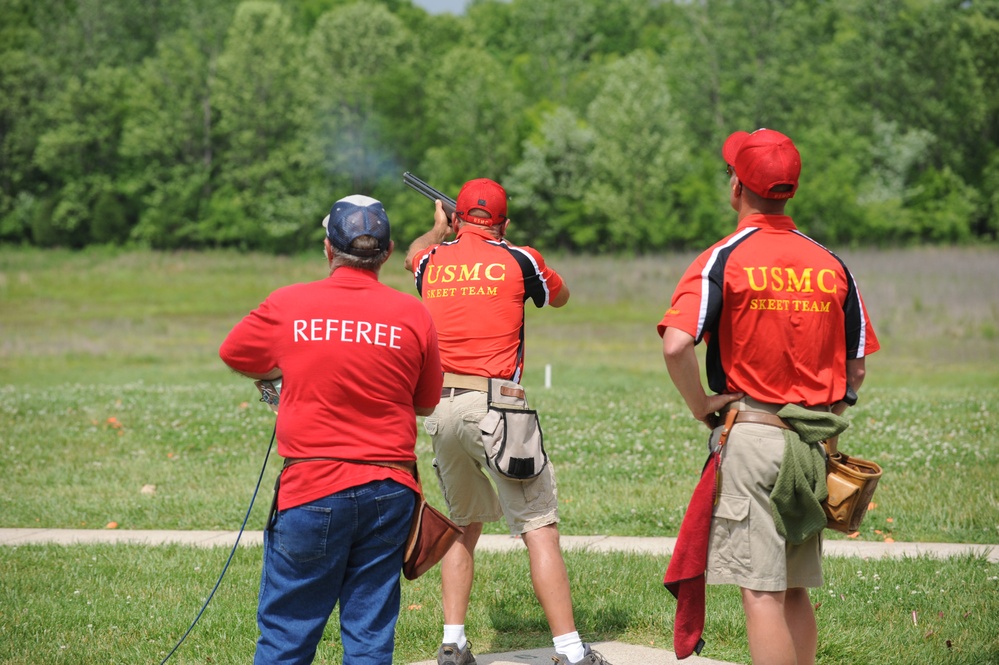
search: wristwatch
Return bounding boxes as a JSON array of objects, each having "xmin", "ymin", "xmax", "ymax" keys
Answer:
[{"xmin": 841, "ymin": 385, "xmax": 858, "ymax": 407}]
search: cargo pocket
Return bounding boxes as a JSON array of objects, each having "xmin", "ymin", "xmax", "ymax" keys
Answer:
[
  {"xmin": 432, "ymin": 457, "xmax": 451, "ymax": 512},
  {"xmin": 711, "ymin": 493, "xmax": 751, "ymax": 569}
]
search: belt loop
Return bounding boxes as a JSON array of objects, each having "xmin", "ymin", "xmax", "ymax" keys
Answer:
[{"xmin": 446, "ymin": 387, "xmax": 454, "ymax": 401}]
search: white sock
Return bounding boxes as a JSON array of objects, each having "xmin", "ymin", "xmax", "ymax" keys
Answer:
[
  {"xmin": 443, "ymin": 625, "xmax": 466, "ymax": 651},
  {"xmin": 553, "ymin": 631, "xmax": 585, "ymax": 663}
]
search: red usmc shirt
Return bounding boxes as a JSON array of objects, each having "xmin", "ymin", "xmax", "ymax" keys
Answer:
[
  {"xmin": 657, "ymin": 214, "xmax": 879, "ymax": 406},
  {"xmin": 220, "ymin": 267, "xmax": 443, "ymax": 509},
  {"xmin": 412, "ymin": 224, "xmax": 565, "ymax": 381}
]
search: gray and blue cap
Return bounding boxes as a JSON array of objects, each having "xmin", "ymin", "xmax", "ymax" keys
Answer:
[{"xmin": 322, "ymin": 194, "xmax": 391, "ymax": 257}]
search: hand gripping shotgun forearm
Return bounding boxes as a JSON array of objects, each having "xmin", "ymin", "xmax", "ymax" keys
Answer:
[{"xmin": 403, "ymin": 172, "xmax": 457, "ymax": 218}]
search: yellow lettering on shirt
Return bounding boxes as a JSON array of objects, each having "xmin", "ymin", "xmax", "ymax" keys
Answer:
[
  {"xmin": 749, "ymin": 298, "xmax": 832, "ymax": 313},
  {"xmin": 460, "ymin": 286, "xmax": 499, "ymax": 296},
  {"xmin": 484, "ymin": 263, "xmax": 506, "ymax": 281},
  {"xmin": 785, "ymin": 268, "xmax": 810, "ymax": 293},
  {"xmin": 769, "ymin": 267, "xmax": 785, "ymax": 292},
  {"xmin": 792, "ymin": 300, "xmax": 832, "ymax": 313},
  {"xmin": 749, "ymin": 298, "xmax": 790, "ymax": 311},
  {"xmin": 817, "ymin": 269, "xmax": 837, "ymax": 294},
  {"xmin": 425, "ymin": 288, "xmax": 458, "ymax": 298},
  {"xmin": 425, "ymin": 263, "xmax": 507, "ymax": 284},
  {"xmin": 744, "ymin": 266, "xmax": 840, "ymax": 294}
]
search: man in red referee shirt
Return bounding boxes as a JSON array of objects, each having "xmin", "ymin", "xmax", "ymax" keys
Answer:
[
  {"xmin": 405, "ymin": 179, "xmax": 612, "ymax": 665},
  {"xmin": 658, "ymin": 129, "xmax": 880, "ymax": 665},
  {"xmin": 220, "ymin": 195, "xmax": 443, "ymax": 664}
]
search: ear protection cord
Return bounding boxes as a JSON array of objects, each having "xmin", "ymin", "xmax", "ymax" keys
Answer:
[{"xmin": 159, "ymin": 425, "xmax": 276, "ymax": 664}]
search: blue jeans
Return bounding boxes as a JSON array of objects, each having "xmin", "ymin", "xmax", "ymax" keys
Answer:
[{"xmin": 253, "ymin": 479, "xmax": 416, "ymax": 665}]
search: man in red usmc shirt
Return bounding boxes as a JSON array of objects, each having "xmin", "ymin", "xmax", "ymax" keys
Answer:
[
  {"xmin": 659, "ymin": 130, "xmax": 879, "ymax": 665},
  {"xmin": 220, "ymin": 195, "xmax": 443, "ymax": 665},
  {"xmin": 405, "ymin": 179, "xmax": 612, "ymax": 665}
]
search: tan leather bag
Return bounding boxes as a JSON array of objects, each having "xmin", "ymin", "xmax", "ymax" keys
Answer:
[{"xmin": 822, "ymin": 437, "xmax": 882, "ymax": 533}]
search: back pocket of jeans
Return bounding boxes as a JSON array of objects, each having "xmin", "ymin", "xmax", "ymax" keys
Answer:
[{"xmin": 275, "ymin": 505, "xmax": 331, "ymax": 563}]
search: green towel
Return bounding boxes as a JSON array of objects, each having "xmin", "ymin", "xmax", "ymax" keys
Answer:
[{"xmin": 769, "ymin": 404, "xmax": 850, "ymax": 545}]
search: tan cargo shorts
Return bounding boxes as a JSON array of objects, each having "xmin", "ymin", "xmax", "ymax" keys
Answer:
[
  {"xmin": 424, "ymin": 388, "xmax": 559, "ymax": 535},
  {"xmin": 706, "ymin": 399, "xmax": 824, "ymax": 591}
]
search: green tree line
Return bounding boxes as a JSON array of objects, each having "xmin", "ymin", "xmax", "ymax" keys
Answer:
[{"xmin": 2, "ymin": 0, "xmax": 998, "ymax": 253}]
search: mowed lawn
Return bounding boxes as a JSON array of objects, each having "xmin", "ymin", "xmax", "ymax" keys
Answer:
[{"xmin": 0, "ymin": 246, "xmax": 996, "ymax": 664}]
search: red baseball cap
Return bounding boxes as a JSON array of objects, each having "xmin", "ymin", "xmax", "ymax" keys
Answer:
[
  {"xmin": 722, "ymin": 128, "xmax": 801, "ymax": 200},
  {"xmin": 456, "ymin": 178, "xmax": 508, "ymax": 226}
]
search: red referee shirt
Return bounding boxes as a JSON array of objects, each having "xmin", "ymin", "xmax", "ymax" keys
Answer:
[
  {"xmin": 220, "ymin": 267, "xmax": 443, "ymax": 509},
  {"xmin": 658, "ymin": 214, "xmax": 879, "ymax": 406}
]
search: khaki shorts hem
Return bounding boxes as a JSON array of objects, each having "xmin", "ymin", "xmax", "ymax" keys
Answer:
[
  {"xmin": 513, "ymin": 511, "xmax": 559, "ymax": 536},
  {"xmin": 706, "ymin": 573, "xmax": 823, "ymax": 592},
  {"xmin": 449, "ymin": 511, "xmax": 504, "ymax": 528},
  {"xmin": 786, "ymin": 574, "xmax": 824, "ymax": 589}
]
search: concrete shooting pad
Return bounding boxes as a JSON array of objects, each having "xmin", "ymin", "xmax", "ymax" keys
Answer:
[{"xmin": 407, "ymin": 641, "xmax": 738, "ymax": 665}]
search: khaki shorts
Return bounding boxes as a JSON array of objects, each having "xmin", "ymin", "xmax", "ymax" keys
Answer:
[
  {"xmin": 706, "ymin": 399, "xmax": 823, "ymax": 591},
  {"xmin": 424, "ymin": 388, "xmax": 559, "ymax": 535}
]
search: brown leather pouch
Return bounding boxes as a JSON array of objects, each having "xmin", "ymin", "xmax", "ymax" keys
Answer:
[
  {"xmin": 822, "ymin": 438, "xmax": 882, "ymax": 533},
  {"xmin": 402, "ymin": 491, "xmax": 463, "ymax": 580}
]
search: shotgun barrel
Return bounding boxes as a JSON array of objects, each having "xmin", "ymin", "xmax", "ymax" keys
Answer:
[{"xmin": 403, "ymin": 172, "xmax": 457, "ymax": 218}]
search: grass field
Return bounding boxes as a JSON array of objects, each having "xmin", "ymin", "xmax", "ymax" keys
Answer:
[{"xmin": 1, "ymin": 246, "xmax": 997, "ymax": 664}]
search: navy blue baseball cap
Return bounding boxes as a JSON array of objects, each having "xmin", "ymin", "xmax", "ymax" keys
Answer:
[{"xmin": 322, "ymin": 195, "xmax": 391, "ymax": 257}]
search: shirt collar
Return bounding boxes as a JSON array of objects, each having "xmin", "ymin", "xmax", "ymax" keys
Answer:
[
  {"xmin": 329, "ymin": 265, "xmax": 379, "ymax": 282},
  {"xmin": 456, "ymin": 223, "xmax": 499, "ymax": 241},
  {"xmin": 738, "ymin": 213, "xmax": 797, "ymax": 231}
]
